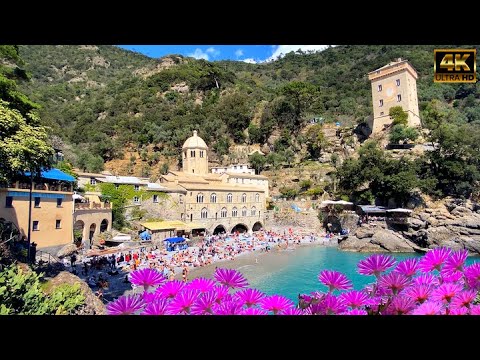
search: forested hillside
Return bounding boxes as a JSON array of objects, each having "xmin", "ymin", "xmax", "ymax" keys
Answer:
[{"xmin": 17, "ymin": 45, "xmax": 480, "ymax": 177}]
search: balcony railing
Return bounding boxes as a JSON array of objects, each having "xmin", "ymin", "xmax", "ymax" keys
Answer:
[
  {"xmin": 75, "ymin": 202, "xmax": 111, "ymax": 210},
  {"xmin": 4, "ymin": 181, "xmax": 73, "ymax": 192}
]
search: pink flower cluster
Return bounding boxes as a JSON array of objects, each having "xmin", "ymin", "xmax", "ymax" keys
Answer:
[{"xmin": 107, "ymin": 248, "xmax": 480, "ymax": 315}]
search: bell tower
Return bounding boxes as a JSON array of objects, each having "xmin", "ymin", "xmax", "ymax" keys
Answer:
[{"xmin": 181, "ymin": 130, "xmax": 209, "ymax": 175}]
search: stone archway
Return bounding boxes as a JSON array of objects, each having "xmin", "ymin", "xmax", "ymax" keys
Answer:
[
  {"xmin": 231, "ymin": 223, "xmax": 248, "ymax": 234},
  {"xmin": 74, "ymin": 220, "xmax": 85, "ymax": 242},
  {"xmin": 89, "ymin": 223, "xmax": 96, "ymax": 243},
  {"xmin": 213, "ymin": 225, "xmax": 227, "ymax": 235},
  {"xmin": 252, "ymin": 221, "xmax": 263, "ymax": 232},
  {"xmin": 323, "ymin": 215, "xmax": 342, "ymax": 233},
  {"xmin": 100, "ymin": 219, "xmax": 108, "ymax": 233}
]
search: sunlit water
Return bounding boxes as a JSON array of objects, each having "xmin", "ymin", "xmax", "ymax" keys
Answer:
[{"xmin": 236, "ymin": 246, "xmax": 480, "ymax": 302}]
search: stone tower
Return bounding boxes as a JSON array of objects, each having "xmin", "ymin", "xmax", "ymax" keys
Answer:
[
  {"xmin": 368, "ymin": 58, "xmax": 421, "ymax": 134},
  {"xmin": 182, "ymin": 130, "xmax": 208, "ymax": 175}
]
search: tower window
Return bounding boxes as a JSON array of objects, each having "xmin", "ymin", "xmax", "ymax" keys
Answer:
[
  {"xmin": 377, "ymin": 84, "xmax": 382, "ymax": 92},
  {"xmin": 200, "ymin": 151, "xmax": 204, "ymax": 158},
  {"xmin": 190, "ymin": 150, "xmax": 196, "ymax": 157},
  {"xmin": 397, "ymin": 94, "xmax": 402, "ymax": 102},
  {"xmin": 396, "ymin": 79, "xmax": 400, "ymax": 86},
  {"xmin": 379, "ymin": 99, "xmax": 383, "ymax": 107}
]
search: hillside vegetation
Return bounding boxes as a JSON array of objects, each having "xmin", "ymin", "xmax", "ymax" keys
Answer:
[{"xmin": 15, "ymin": 45, "xmax": 480, "ymax": 200}]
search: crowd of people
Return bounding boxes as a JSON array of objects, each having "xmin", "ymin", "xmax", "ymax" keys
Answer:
[{"xmin": 65, "ymin": 228, "xmax": 335, "ymax": 299}]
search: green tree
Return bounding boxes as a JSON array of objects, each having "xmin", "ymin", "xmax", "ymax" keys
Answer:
[
  {"xmin": 248, "ymin": 152, "xmax": 266, "ymax": 174},
  {"xmin": 56, "ymin": 160, "xmax": 78, "ymax": 179},
  {"xmin": 389, "ymin": 125, "xmax": 419, "ymax": 144},
  {"xmin": 304, "ymin": 124, "xmax": 328, "ymax": 159},
  {"xmin": 389, "ymin": 106, "xmax": 408, "ymax": 126}
]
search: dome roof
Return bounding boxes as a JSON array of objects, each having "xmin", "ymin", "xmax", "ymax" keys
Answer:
[{"xmin": 182, "ymin": 130, "xmax": 208, "ymax": 149}]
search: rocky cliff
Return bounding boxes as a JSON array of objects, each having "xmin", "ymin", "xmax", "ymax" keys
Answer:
[{"xmin": 339, "ymin": 199, "xmax": 480, "ymax": 254}]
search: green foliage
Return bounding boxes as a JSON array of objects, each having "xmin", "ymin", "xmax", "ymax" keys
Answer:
[
  {"xmin": 160, "ymin": 162, "xmax": 169, "ymax": 175},
  {"xmin": 0, "ymin": 264, "xmax": 85, "ymax": 315},
  {"xmin": 99, "ymin": 183, "xmax": 168, "ymax": 229},
  {"xmin": 299, "ymin": 179, "xmax": 312, "ymax": 191},
  {"xmin": 76, "ymin": 151, "xmax": 104, "ymax": 173},
  {"xmin": 56, "ymin": 160, "xmax": 78, "ymax": 179},
  {"xmin": 389, "ymin": 125, "xmax": 419, "ymax": 144},
  {"xmin": 389, "ymin": 106, "xmax": 408, "ymax": 126},
  {"xmin": 248, "ymin": 152, "xmax": 266, "ymax": 174},
  {"xmin": 130, "ymin": 207, "xmax": 147, "ymax": 221},
  {"xmin": 304, "ymin": 124, "xmax": 328, "ymax": 159},
  {"xmin": 279, "ymin": 187, "xmax": 298, "ymax": 199},
  {"xmin": 336, "ymin": 141, "xmax": 419, "ymax": 206}
]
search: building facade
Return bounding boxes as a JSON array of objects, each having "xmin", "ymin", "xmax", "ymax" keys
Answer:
[
  {"xmin": 368, "ymin": 58, "xmax": 421, "ymax": 134},
  {"xmin": 157, "ymin": 131, "xmax": 268, "ymax": 234},
  {"xmin": 0, "ymin": 169, "xmax": 75, "ymax": 251}
]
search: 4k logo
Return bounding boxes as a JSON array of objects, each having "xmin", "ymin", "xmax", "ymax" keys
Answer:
[{"xmin": 434, "ymin": 49, "xmax": 476, "ymax": 83}]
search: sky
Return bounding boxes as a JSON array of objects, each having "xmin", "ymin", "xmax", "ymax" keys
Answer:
[{"xmin": 117, "ymin": 45, "xmax": 330, "ymax": 63}]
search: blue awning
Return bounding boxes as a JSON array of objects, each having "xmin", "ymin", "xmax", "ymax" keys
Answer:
[
  {"xmin": 164, "ymin": 237, "xmax": 185, "ymax": 243},
  {"xmin": 23, "ymin": 168, "xmax": 75, "ymax": 182},
  {"xmin": 8, "ymin": 191, "xmax": 65, "ymax": 199}
]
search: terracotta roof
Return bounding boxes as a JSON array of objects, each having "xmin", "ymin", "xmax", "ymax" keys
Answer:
[{"xmin": 226, "ymin": 172, "xmax": 268, "ymax": 179}]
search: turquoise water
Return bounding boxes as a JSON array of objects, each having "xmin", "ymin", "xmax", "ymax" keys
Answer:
[{"xmin": 238, "ymin": 247, "xmax": 480, "ymax": 302}]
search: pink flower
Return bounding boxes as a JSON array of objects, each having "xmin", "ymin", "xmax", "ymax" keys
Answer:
[
  {"xmin": 395, "ymin": 258, "xmax": 418, "ymax": 277},
  {"xmin": 418, "ymin": 247, "xmax": 451, "ymax": 272},
  {"xmin": 411, "ymin": 301, "xmax": 444, "ymax": 315},
  {"xmin": 128, "ymin": 268, "xmax": 166, "ymax": 291},
  {"xmin": 431, "ymin": 283, "xmax": 463, "ymax": 304},
  {"xmin": 404, "ymin": 285, "xmax": 432, "ymax": 303},
  {"xmin": 340, "ymin": 309, "xmax": 368, "ymax": 315},
  {"xmin": 142, "ymin": 299, "xmax": 169, "ymax": 315},
  {"xmin": 142, "ymin": 291, "xmax": 159, "ymax": 303},
  {"xmin": 358, "ymin": 254, "xmax": 396, "ymax": 277},
  {"xmin": 440, "ymin": 269, "xmax": 464, "ymax": 284},
  {"xmin": 378, "ymin": 272, "xmax": 410, "ymax": 295},
  {"xmin": 470, "ymin": 305, "xmax": 480, "ymax": 315},
  {"xmin": 448, "ymin": 307, "xmax": 468, "ymax": 315},
  {"xmin": 318, "ymin": 270, "xmax": 352, "ymax": 292},
  {"xmin": 190, "ymin": 290, "xmax": 217, "ymax": 315},
  {"xmin": 106, "ymin": 295, "xmax": 144, "ymax": 315},
  {"xmin": 443, "ymin": 249, "xmax": 469, "ymax": 274},
  {"xmin": 166, "ymin": 289, "xmax": 199, "ymax": 314},
  {"xmin": 186, "ymin": 278, "xmax": 216, "ymax": 293},
  {"xmin": 155, "ymin": 280, "xmax": 185, "ymax": 299},
  {"xmin": 386, "ymin": 295, "xmax": 415, "ymax": 315},
  {"xmin": 340, "ymin": 290, "xmax": 369, "ymax": 309},
  {"xmin": 413, "ymin": 273, "xmax": 439, "ymax": 287},
  {"xmin": 313, "ymin": 294, "xmax": 347, "ymax": 315},
  {"xmin": 260, "ymin": 295, "xmax": 294, "ymax": 314},
  {"xmin": 212, "ymin": 285, "xmax": 230, "ymax": 303},
  {"xmin": 240, "ymin": 307, "xmax": 269, "ymax": 315},
  {"xmin": 464, "ymin": 263, "xmax": 480, "ymax": 290},
  {"xmin": 235, "ymin": 288, "xmax": 266, "ymax": 307},
  {"xmin": 213, "ymin": 300, "xmax": 244, "ymax": 315},
  {"xmin": 279, "ymin": 307, "xmax": 304, "ymax": 315},
  {"xmin": 214, "ymin": 268, "xmax": 249, "ymax": 289},
  {"xmin": 451, "ymin": 290, "xmax": 477, "ymax": 309}
]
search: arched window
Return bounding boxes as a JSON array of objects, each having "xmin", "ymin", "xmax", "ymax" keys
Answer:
[
  {"xmin": 232, "ymin": 207, "xmax": 238, "ymax": 217},
  {"xmin": 201, "ymin": 208, "xmax": 208, "ymax": 219},
  {"xmin": 242, "ymin": 207, "xmax": 247, "ymax": 217},
  {"xmin": 241, "ymin": 193, "xmax": 247, "ymax": 203},
  {"xmin": 227, "ymin": 193, "xmax": 233, "ymax": 203},
  {"xmin": 255, "ymin": 193, "xmax": 260, "ymax": 202},
  {"xmin": 196, "ymin": 193, "xmax": 204, "ymax": 203},
  {"xmin": 221, "ymin": 207, "xmax": 227, "ymax": 218},
  {"xmin": 210, "ymin": 193, "xmax": 217, "ymax": 203},
  {"xmin": 251, "ymin": 206, "xmax": 256, "ymax": 216}
]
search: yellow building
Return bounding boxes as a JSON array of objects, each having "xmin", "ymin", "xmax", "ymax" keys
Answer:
[
  {"xmin": 157, "ymin": 130, "xmax": 268, "ymax": 234},
  {"xmin": 368, "ymin": 58, "xmax": 421, "ymax": 133},
  {"xmin": 0, "ymin": 169, "xmax": 75, "ymax": 252}
]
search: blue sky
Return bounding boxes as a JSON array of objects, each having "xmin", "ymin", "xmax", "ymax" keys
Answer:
[{"xmin": 118, "ymin": 45, "xmax": 330, "ymax": 63}]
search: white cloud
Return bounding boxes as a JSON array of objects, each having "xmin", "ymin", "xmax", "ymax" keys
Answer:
[
  {"xmin": 264, "ymin": 45, "xmax": 331, "ymax": 62},
  {"xmin": 235, "ymin": 49, "xmax": 244, "ymax": 57},
  {"xmin": 206, "ymin": 47, "xmax": 220, "ymax": 58},
  {"xmin": 188, "ymin": 48, "xmax": 210, "ymax": 60},
  {"xmin": 242, "ymin": 58, "xmax": 257, "ymax": 64}
]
